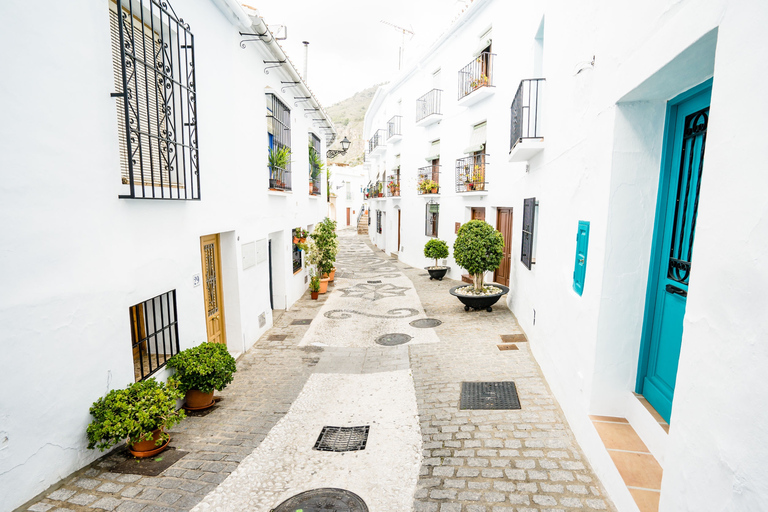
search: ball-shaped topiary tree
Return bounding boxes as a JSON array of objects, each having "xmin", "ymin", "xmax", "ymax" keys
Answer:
[
  {"xmin": 453, "ymin": 220, "xmax": 504, "ymax": 292},
  {"xmin": 424, "ymin": 238, "xmax": 449, "ymax": 267}
]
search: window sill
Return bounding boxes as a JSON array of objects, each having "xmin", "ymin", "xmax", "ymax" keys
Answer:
[{"xmin": 268, "ymin": 190, "xmax": 292, "ymax": 196}]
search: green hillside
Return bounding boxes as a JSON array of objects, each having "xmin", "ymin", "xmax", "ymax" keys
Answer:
[{"xmin": 326, "ymin": 83, "xmax": 386, "ymax": 166}]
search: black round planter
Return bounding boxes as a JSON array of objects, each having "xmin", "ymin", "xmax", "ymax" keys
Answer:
[
  {"xmin": 425, "ymin": 266, "xmax": 450, "ymax": 280},
  {"xmin": 449, "ymin": 284, "xmax": 509, "ymax": 312}
]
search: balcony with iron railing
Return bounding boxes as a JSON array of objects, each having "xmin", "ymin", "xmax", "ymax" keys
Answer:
[
  {"xmin": 387, "ymin": 172, "xmax": 401, "ymax": 197},
  {"xmin": 269, "ymin": 166, "xmax": 292, "ymax": 192},
  {"xmin": 455, "ymin": 154, "xmax": 488, "ymax": 193},
  {"xmin": 370, "ymin": 180, "xmax": 385, "ymax": 198},
  {"xmin": 458, "ymin": 52, "xmax": 495, "ymax": 106},
  {"xmin": 387, "ymin": 116, "xmax": 402, "ymax": 143},
  {"xmin": 509, "ymin": 78, "xmax": 545, "ymax": 161},
  {"xmin": 417, "ymin": 166, "xmax": 441, "ymax": 195},
  {"xmin": 416, "ymin": 89, "xmax": 443, "ymax": 126},
  {"xmin": 368, "ymin": 129, "xmax": 387, "ymax": 155}
]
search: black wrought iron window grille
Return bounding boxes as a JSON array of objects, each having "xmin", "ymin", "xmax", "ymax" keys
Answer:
[
  {"xmin": 309, "ymin": 133, "xmax": 322, "ymax": 196},
  {"xmin": 387, "ymin": 116, "xmax": 402, "ymax": 140},
  {"xmin": 521, "ymin": 197, "xmax": 536, "ymax": 269},
  {"xmin": 455, "ymin": 154, "xmax": 488, "ymax": 193},
  {"xmin": 458, "ymin": 52, "xmax": 495, "ymax": 100},
  {"xmin": 129, "ymin": 290, "xmax": 180, "ymax": 382},
  {"xmin": 292, "ymin": 228, "xmax": 302, "ymax": 273},
  {"xmin": 416, "ymin": 89, "xmax": 442, "ymax": 122},
  {"xmin": 110, "ymin": 0, "xmax": 200, "ymax": 200},
  {"xmin": 267, "ymin": 93, "xmax": 292, "ymax": 191},
  {"xmin": 376, "ymin": 210, "xmax": 382, "ymax": 234},
  {"xmin": 510, "ymin": 79, "xmax": 545, "ymax": 151},
  {"xmin": 368, "ymin": 129, "xmax": 386, "ymax": 153},
  {"xmin": 425, "ymin": 202, "xmax": 439, "ymax": 237}
]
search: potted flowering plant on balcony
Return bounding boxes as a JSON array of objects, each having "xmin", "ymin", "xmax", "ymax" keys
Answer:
[
  {"xmin": 388, "ymin": 181, "xmax": 400, "ymax": 196},
  {"xmin": 450, "ymin": 220, "xmax": 508, "ymax": 312},
  {"xmin": 86, "ymin": 378, "xmax": 185, "ymax": 458},
  {"xmin": 419, "ymin": 179, "xmax": 439, "ymax": 194},
  {"xmin": 470, "ymin": 73, "xmax": 490, "ymax": 90},
  {"xmin": 472, "ymin": 164, "xmax": 485, "ymax": 191},
  {"xmin": 293, "ymin": 228, "xmax": 309, "ymax": 244},
  {"xmin": 424, "ymin": 238, "xmax": 450, "ymax": 280},
  {"xmin": 377, "ymin": 182, "xmax": 384, "ymax": 197}
]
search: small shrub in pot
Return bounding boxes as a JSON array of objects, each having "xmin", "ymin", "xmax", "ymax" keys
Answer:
[{"xmin": 167, "ymin": 342, "xmax": 237, "ymax": 408}]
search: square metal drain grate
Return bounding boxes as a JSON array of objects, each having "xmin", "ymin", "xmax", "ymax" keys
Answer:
[
  {"xmin": 314, "ymin": 426, "xmax": 370, "ymax": 452},
  {"xmin": 268, "ymin": 334, "xmax": 288, "ymax": 341},
  {"xmin": 500, "ymin": 334, "xmax": 528, "ymax": 343},
  {"xmin": 291, "ymin": 319, "xmax": 312, "ymax": 325},
  {"xmin": 460, "ymin": 382, "xmax": 521, "ymax": 410}
]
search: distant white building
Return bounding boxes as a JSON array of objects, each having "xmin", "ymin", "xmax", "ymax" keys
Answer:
[
  {"xmin": 364, "ymin": 0, "xmax": 768, "ymax": 510},
  {"xmin": 0, "ymin": 0, "xmax": 335, "ymax": 509},
  {"xmin": 328, "ymin": 164, "xmax": 368, "ymax": 229}
]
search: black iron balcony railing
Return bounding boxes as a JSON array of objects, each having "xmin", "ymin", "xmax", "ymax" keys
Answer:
[
  {"xmin": 269, "ymin": 166, "xmax": 292, "ymax": 191},
  {"xmin": 416, "ymin": 89, "xmax": 442, "ymax": 122},
  {"xmin": 458, "ymin": 52, "xmax": 495, "ymax": 100},
  {"xmin": 387, "ymin": 173, "xmax": 401, "ymax": 197},
  {"xmin": 387, "ymin": 116, "xmax": 402, "ymax": 139},
  {"xmin": 510, "ymin": 78, "xmax": 545, "ymax": 150},
  {"xmin": 455, "ymin": 154, "xmax": 488, "ymax": 192},
  {"xmin": 368, "ymin": 129, "xmax": 387, "ymax": 153},
  {"xmin": 417, "ymin": 165, "xmax": 441, "ymax": 195}
]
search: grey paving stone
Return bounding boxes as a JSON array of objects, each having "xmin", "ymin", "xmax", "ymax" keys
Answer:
[
  {"xmin": 47, "ymin": 489, "xmax": 77, "ymax": 501},
  {"xmin": 68, "ymin": 494, "xmax": 98, "ymax": 506},
  {"xmin": 96, "ymin": 483, "xmax": 124, "ymax": 494},
  {"xmin": 74, "ymin": 478, "xmax": 100, "ymax": 490},
  {"xmin": 89, "ymin": 497, "xmax": 122, "ymax": 511},
  {"xmin": 28, "ymin": 503, "xmax": 54, "ymax": 512}
]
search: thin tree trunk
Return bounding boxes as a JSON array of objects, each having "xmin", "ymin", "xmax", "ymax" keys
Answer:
[{"xmin": 473, "ymin": 273, "xmax": 484, "ymax": 292}]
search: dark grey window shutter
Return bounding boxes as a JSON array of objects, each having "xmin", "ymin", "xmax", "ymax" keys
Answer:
[{"xmin": 521, "ymin": 197, "xmax": 536, "ymax": 269}]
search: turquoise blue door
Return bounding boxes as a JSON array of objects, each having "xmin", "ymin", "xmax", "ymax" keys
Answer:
[{"xmin": 638, "ymin": 81, "xmax": 711, "ymax": 423}]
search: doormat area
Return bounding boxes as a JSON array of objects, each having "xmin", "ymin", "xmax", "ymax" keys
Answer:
[
  {"xmin": 497, "ymin": 344, "xmax": 519, "ymax": 351},
  {"xmin": 313, "ymin": 426, "xmax": 370, "ymax": 452},
  {"xmin": 500, "ymin": 333, "xmax": 528, "ymax": 343},
  {"xmin": 272, "ymin": 488, "xmax": 369, "ymax": 512},
  {"xmin": 110, "ymin": 447, "xmax": 189, "ymax": 476},
  {"xmin": 291, "ymin": 319, "xmax": 312, "ymax": 325},
  {"xmin": 460, "ymin": 382, "xmax": 521, "ymax": 410}
]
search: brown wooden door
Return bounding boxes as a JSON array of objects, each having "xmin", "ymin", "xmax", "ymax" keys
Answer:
[
  {"xmin": 494, "ymin": 208, "xmax": 513, "ymax": 286},
  {"xmin": 398, "ymin": 209, "xmax": 401, "ymax": 251},
  {"xmin": 200, "ymin": 234, "xmax": 226, "ymax": 346},
  {"xmin": 471, "ymin": 207, "xmax": 485, "ymax": 221},
  {"xmin": 346, "ymin": 207, "xmax": 351, "ymax": 226}
]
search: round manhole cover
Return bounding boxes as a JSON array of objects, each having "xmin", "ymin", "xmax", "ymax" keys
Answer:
[
  {"xmin": 375, "ymin": 333, "xmax": 412, "ymax": 346},
  {"xmin": 409, "ymin": 318, "xmax": 443, "ymax": 328},
  {"xmin": 272, "ymin": 488, "xmax": 368, "ymax": 512}
]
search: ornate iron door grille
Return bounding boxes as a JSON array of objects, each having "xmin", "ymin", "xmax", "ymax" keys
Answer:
[{"xmin": 111, "ymin": 0, "xmax": 200, "ymax": 200}]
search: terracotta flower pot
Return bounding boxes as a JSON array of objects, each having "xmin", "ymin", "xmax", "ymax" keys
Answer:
[
  {"xmin": 184, "ymin": 389, "xmax": 215, "ymax": 410},
  {"xmin": 431, "ymin": 187, "xmax": 438, "ymax": 194},
  {"xmin": 319, "ymin": 277, "xmax": 330, "ymax": 294},
  {"xmin": 329, "ymin": 268, "xmax": 336, "ymax": 281},
  {"xmin": 129, "ymin": 429, "xmax": 169, "ymax": 458},
  {"xmin": 311, "ymin": 291, "xmax": 319, "ymax": 300}
]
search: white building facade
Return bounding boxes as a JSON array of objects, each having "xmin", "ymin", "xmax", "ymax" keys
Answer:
[
  {"xmin": 364, "ymin": 0, "xmax": 768, "ymax": 510},
  {"xmin": 328, "ymin": 164, "xmax": 368, "ymax": 229},
  {"xmin": 0, "ymin": 0, "xmax": 335, "ymax": 509}
]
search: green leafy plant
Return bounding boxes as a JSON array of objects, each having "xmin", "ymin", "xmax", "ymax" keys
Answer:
[
  {"xmin": 268, "ymin": 145, "xmax": 291, "ymax": 170},
  {"xmin": 86, "ymin": 378, "xmax": 185, "ymax": 451},
  {"xmin": 167, "ymin": 342, "xmax": 237, "ymax": 394},
  {"xmin": 309, "ymin": 271, "xmax": 321, "ymax": 292},
  {"xmin": 424, "ymin": 238, "xmax": 449, "ymax": 267},
  {"xmin": 308, "ymin": 144, "xmax": 324, "ymax": 180},
  {"xmin": 453, "ymin": 220, "xmax": 504, "ymax": 292},
  {"xmin": 309, "ymin": 218, "xmax": 339, "ymax": 276}
]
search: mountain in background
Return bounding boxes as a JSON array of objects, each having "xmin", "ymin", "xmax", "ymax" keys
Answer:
[{"xmin": 325, "ymin": 83, "xmax": 385, "ymax": 166}]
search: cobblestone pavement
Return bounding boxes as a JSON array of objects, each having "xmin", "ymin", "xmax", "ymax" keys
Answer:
[{"xmin": 20, "ymin": 230, "xmax": 615, "ymax": 512}]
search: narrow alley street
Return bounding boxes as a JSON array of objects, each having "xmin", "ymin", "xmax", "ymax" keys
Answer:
[{"xmin": 23, "ymin": 230, "xmax": 614, "ymax": 512}]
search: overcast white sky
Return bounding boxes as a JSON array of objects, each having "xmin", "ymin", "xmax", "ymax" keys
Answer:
[{"xmin": 255, "ymin": 0, "xmax": 469, "ymax": 106}]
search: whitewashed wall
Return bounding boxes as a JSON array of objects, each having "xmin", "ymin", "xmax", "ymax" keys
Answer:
[
  {"xmin": 0, "ymin": 0, "xmax": 331, "ymax": 509},
  {"xmin": 364, "ymin": 0, "xmax": 768, "ymax": 510}
]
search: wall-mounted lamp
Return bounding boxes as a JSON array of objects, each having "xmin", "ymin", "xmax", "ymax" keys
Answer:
[{"xmin": 327, "ymin": 136, "xmax": 351, "ymax": 159}]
